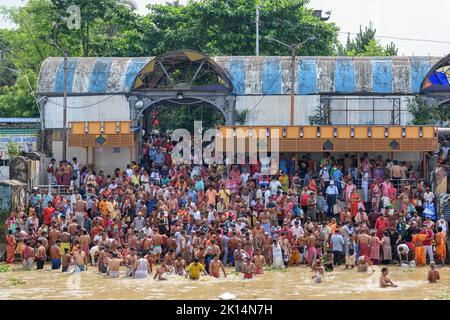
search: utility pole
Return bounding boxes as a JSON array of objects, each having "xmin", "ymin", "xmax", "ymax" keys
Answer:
[
  {"xmin": 62, "ymin": 49, "xmax": 68, "ymax": 161},
  {"xmin": 266, "ymin": 36, "xmax": 315, "ymax": 125},
  {"xmin": 51, "ymin": 42, "xmax": 68, "ymax": 161},
  {"xmin": 256, "ymin": 5, "xmax": 260, "ymax": 56}
]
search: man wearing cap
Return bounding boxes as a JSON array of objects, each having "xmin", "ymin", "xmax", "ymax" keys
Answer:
[{"xmin": 325, "ymin": 181, "xmax": 339, "ymax": 217}]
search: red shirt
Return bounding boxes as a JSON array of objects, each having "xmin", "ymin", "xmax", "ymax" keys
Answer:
[
  {"xmin": 43, "ymin": 207, "xmax": 56, "ymax": 225},
  {"xmin": 422, "ymin": 230, "xmax": 433, "ymax": 246}
]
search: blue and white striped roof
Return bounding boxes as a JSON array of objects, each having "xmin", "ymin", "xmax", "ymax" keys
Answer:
[{"xmin": 38, "ymin": 55, "xmax": 441, "ymax": 96}]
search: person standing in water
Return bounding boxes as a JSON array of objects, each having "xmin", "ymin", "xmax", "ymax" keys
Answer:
[
  {"xmin": 427, "ymin": 262, "xmax": 440, "ymax": 283},
  {"xmin": 312, "ymin": 259, "xmax": 325, "ymax": 283},
  {"xmin": 242, "ymin": 257, "xmax": 256, "ymax": 279},
  {"xmin": 208, "ymin": 254, "xmax": 227, "ymax": 278},
  {"xmin": 133, "ymin": 253, "xmax": 150, "ymax": 279},
  {"xmin": 185, "ymin": 258, "xmax": 207, "ymax": 280},
  {"xmin": 154, "ymin": 260, "xmax": 169, "ymax": 280},
  {"xmin": 380, "ymin": 267, "xmax": 397, "ymax": 288}
]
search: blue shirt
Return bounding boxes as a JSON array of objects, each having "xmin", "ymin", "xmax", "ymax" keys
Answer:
[
  {"xmin": 279, "ymin": 159, "xmax": 288, "ymax": 174},
  {"xmin": 326, "ymin": 185, "xmax": 338, "ymax": 195},
  {"xmin": 331, "ymin": 234, "xmax": 345, "ymax": 252}
]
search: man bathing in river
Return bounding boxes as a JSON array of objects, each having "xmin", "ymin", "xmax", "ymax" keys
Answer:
[
  {"xmin": 428, "ymin": 262, "xmax": 440, "ymax": 283},
  {"xmin": 154, "ymin": 260, "xmax": 169, "ymax": 280},
  {"xmin": 186, "ymin": 258, "xmax": 207, "ymax": 280},
  {"xmin": 208, "ymin": 254, "xmax": 226, "ymax": 278},
  {"xmin": 252, "ymin": 250, "xmax": 266, "ymax": 274},
  {"xmin": 242, "ymin": 257, "xmax": 256, "ymax": 279},
  {"xmin": 380, "ymin": 267, "xmax": 397, "ymax": 288},
  {"xmin": 108, "ymin": 252, "xmax": 122, "ymax": 278}
]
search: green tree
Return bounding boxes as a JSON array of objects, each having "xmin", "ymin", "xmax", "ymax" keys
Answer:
[
  {"xmin": 407, "ymin": 96, "xmax": 450, "ymax": 125},
  {"xmin": 142, "ymin": 0, "xmax": 339, "ymax": 56},
  {"xmin": 342, "ymin": 22, "xmax": 398, "ymax": 56}
]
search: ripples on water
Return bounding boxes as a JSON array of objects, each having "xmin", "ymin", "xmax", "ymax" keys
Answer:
[{"xmin": 0, "ymin": 264, "xmax": 449, "ymax": 300}]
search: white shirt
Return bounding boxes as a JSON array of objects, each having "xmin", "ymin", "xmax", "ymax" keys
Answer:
[
  {"xmin": 269, "ymin": 180, "xmax": 281, "ymax": 195},
  {"xmin": 290, "ymin": 225, "xmax": 304, "ymax": 239},
  {"xmin": 240, "ymin": 172, "xmax": 250, "ymax": 186},
  {"xmin": 397, "ymin": 244, "xmax": 409, "ymax": 255}
]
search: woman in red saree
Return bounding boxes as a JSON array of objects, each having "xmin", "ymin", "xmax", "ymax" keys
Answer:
[
  {"xmin": 349, "ymin": 188, "xmax": 360, "ymax": 218},
  {"xmin": 6, "ymin": 230, "xmax": 16, "ymax": 264}
]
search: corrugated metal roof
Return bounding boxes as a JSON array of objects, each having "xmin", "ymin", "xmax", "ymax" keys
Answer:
[
  {"xmin": 0, "ymin": 118, "xmax": 40, "ymax": 123},
  {"xmin": 37, "ymin": 55, "xmax": 443, "ymax": 95}
]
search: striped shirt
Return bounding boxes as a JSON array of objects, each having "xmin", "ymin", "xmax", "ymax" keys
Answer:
[{"xmin": 443, "ymin": 204, "xmax": 450, "ymax": 222}]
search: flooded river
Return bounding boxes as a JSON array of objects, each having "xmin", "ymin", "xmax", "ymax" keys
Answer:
[{"xmin": 1, "ymin": 263, "xmax": 449, "ymax": 300}]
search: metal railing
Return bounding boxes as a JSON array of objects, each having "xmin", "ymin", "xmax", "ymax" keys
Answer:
[{"xmin": 33, "ymin": 185, "xmax": 72, "ymax": 195}]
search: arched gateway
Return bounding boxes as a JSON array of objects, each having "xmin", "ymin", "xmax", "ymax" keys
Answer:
[{"xmin": 128, "ymin": 50, "xmax": 237, "ymax": 126}]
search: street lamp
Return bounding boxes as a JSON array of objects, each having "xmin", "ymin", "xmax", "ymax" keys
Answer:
[
  {"xmin": 50, "ymin": 41, "xmax": 68, "ymax": 161},
  {"xmin": 266, "ymin": 36, "xmax": 315, "ymax": 125}
]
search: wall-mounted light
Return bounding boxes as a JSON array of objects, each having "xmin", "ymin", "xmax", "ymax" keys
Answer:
[
  {"xmin": 100, "ymin": 122, "xmax": 105, "ymax": 134},
  {"xmin": 402, "ymin": 127, "xmax": 406, "ymax": 138},
  {"xmin": 69, "ymin": 123, "xmax": 72, "ymax": 129},
  {"xmin": 282, "ymin": 127, "xmax": 287, "ymax": 138},
  {"xmin": 135, "ymin": 100, "xmax": 144, "ymax": 108},
  {"xmin": 177, "ymin": 92, "xmax": 184, "ymax": 100},
  {"xmin": 350, "ymin": 127, "xmax": 355, "ymax": 138},
  {"xmin": 248, "ymin": 128, "xmax": 253, "ymax": 137},
  {"xmin": 316, "ymin": 127, "xmax": 321, "ymax": 137},
  {"xmin": 300, "ymin": 127, "xmax": 304, "ymax": 138},
  {"xmin": 419, "ymin": 126, "xmax": 423, "ymax": 137},
  {"xmin": 116, "ymin": 122, "xmax": 121, "ymax": 133},
  {"xmin": 385, "ymin": 127, "xmax": 389, "ymax": 138},
  {"xmin": 333, "ymin": 127, "xmax": 337, "ymax": 138},
  {"xmin": 84, "ymin": 122, "xmax": 89, "ymax": 134},
  {"xmin": 232, "ymin": 127, "xmax": 236, "ymax": 137},
  {"xmin": 368, "ymin": 127, "xmax": 372, "ymax": 138},
  {"xmin": 266, "ymin": 128, "xmax": 270, "ymax": 137}
]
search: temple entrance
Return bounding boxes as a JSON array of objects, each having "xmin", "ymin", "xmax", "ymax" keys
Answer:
[{"xmin": 127, "ymin": 50, "xmax": 236, "ymax": 161}]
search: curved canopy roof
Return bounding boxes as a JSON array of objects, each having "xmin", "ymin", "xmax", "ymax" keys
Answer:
[
  {"xmin": 420, "ymin": 54, "xmax": 450, "ymax": 94},
  {"xmin": 37, "ymin": 52, "xmax": 442, "ymax": 96}
]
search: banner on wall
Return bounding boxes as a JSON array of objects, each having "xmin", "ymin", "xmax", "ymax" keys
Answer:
[{"xmin": 0, "ymin": 132, "xmax": 38, "ymax": 160}]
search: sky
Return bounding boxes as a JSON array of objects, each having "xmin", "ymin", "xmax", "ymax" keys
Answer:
[{"xmin": 1, "ymin": 0, "xmax": 450, "ymax": 57}]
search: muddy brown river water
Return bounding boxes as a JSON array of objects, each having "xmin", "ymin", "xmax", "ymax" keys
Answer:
[{"xmin": 1, "ymin": 263, "xmax": 449, "ymax": 300}]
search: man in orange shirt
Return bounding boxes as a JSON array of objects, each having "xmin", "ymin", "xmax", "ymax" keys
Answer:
[
  {"xmin": 43, "ymin": 202, "xmax": 56, "ymax": 226},
  {"xmin": 205, "ymin": 186, "xmax": 218, "ymax": 207}
]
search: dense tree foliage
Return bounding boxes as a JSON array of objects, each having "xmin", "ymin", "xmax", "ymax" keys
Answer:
[
  {"xmin": 407, "ymin": 97, "xmax": 450, "ymax": 126},
  {"xmin": 338, "ymin": 22, "xmax": 398, "ymax": 56},
  {"xmin": 0, "ymin": 0, "xmax": 406, "ymax": 126}
]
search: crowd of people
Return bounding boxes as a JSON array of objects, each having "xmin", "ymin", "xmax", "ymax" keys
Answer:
[{"xmin": 3, "ymin": 134, "xmax": 450, "ymax": 287}]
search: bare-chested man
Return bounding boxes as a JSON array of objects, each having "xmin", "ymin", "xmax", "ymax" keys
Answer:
[
  {"xmin": 208, "ymin": 254, "xmax": 226, "ymax": 278},
  {"xmin": 154, "ymin": 260, "xmax": 169, "ymax": 280},
  {"xmin": 74, "ymin": 194, "xmax": 87, "ymax": 227},
  {"xmin": 252, "ymin": 250, "xmax": 266, "ymax": 274},
  {"xmin": 258, "ymin": 210, "xmax": 272, "ymax": 234},
  {"xmin": 151, "ymin": 229, "xmax": 163, "ymax": 263},
  {"xmin": 380, "ymin": 267, "xmax": 397, "ymax": 288},
  {"xmin": 228, "ymin": 232, "xmax": 242, "ymax": 266},
  {"xmin": 242, "ymin": 257, "xmax": 256, "ymax": 279},
  {"xmin": 428, "ymin": 262, "xmax": 440, "ymax": 283},
  {"xmin": 50, "ymin": 240, "xmax": 62, "ymax": 270},
  {"xmin": 164, "ymin": 249, "xmax": 177, "ymax": 272},
  {"xmin": 108, "ymin": 252, "xmax": 122, "ymax": 278},
  {"xmin": 174, "ymin": 255, "xmax": 186, "ymax": 276},
  {"xmin": 35, "ymin": 240, "xmax": 46, "ymax": 270},
  {"xmin": 262, "ymin": 233, "xmax": 273, "ymax": 265},
  {"xmin": 59, "ymin": 227, "xmax": 71, "ymax": 255},
  {"xmin": 48, "ymin": 225, "xmax": 60, "ymax": 247},
  {"xmin": 253, "ymin": 222, "xmax": 265, "ymax": 251},
  {"xmin": 125, "ymin": 248, "xmax": 137, "ymax": 277},
  {"xmin": 73, "ymin": 246, "xmax": 88, "ymax": 272}
]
